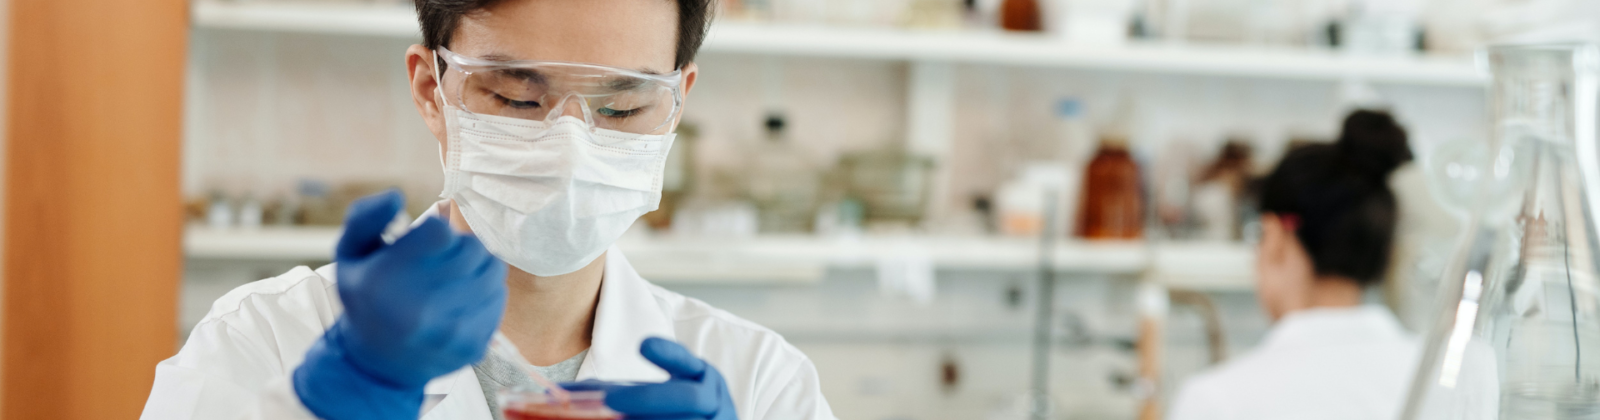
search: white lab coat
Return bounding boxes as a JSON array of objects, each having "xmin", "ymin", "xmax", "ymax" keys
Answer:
[
  {"xmin": 1167, "ymin": 306, "xmax": 1420, "ymax": 420},
  {"xmin": 142, "ymin": 205, "xmax": 837, "ymax": 420}
]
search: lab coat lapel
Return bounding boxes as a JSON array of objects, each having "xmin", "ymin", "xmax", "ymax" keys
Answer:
[
  {"xmin": 421, "ymin": 366, "xmax": 493, "ymax": 419},
  {"xmin": 576, "ymin": 247, "xmax": 674, "ymax": 383}
]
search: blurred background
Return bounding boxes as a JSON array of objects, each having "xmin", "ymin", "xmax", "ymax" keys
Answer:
[
  {"xmin": 175, "ymin": 0, "xmax": 1589, "ymax": 419},
  {"xmin": 3, "ymin": 0, "xmax": 1600, "ymax": 418}
]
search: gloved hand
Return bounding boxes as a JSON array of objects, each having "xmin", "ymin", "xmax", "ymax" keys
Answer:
[
  {"xmin": 293, "ymin": 190, "xmax": 509, "ymax": 420},
  {"xmin": 563, "ymin": 338, "xmax": 739, "ymax": 420}
]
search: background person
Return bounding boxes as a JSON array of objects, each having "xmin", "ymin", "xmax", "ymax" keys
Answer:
[{"xmin": 1168, "ymin": 110, "xmax": 1419, "ymax": 420}]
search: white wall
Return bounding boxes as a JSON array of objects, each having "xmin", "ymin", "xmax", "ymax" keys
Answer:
[{"xmin": 183, "ymin": 30, "xmax": 442, "ymax": 214}]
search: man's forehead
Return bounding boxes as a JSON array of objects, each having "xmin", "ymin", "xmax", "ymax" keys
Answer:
[{"xmin": 450, "ymin": 0, "xmax": 678, "ymax": 74}]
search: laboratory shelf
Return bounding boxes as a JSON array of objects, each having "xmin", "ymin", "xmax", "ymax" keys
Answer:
[
  {"xmin": 703, "ymin": 24, "xmax": 1484, "ymax": 86},
  {"xmin": 192, "ymin": 1, "xmax": 419, "ymax": 37},
  {"xmin": 185, "ymin": 225, "xmax": 341, "ymax": 261},
  {"xmin": 190, "ymin": 1, "xmax": 1485, "ymax": 87},
  {"xmin": 184, "ymin": 226, "xmax": 1255, "ymax": 290}
]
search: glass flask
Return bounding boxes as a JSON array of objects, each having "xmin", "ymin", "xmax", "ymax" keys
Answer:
[{"xmin": 1401, "ymin": 44, "xmax": 1600, "ymax": 420}]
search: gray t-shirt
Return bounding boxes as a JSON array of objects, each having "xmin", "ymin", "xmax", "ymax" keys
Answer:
[{"xmin": 474, "ymin": 349, "xmax": 589, "ymax": 419}]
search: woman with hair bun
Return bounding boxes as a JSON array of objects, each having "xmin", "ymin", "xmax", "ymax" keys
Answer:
[{"xmin": 1168, "ymin": 110, "xmax": 1421, "ymax": 420}]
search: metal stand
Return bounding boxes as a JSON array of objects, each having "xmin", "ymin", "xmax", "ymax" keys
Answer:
[{"xmin": 1030, "ymin": 189, "xmax": 1061, "ymax": 420}]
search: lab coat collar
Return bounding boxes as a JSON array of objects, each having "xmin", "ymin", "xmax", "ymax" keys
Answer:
[
  {"xmin": 1260, "ymin": 305, "xmax": 1409, "ymax": 350},
  {"xmin": 575, "ymin": 248, "xmax": 675, "ymax": 383},
  {"xmin": 421, "ymin": 201, "xmax": 673, "ymax": 383}
]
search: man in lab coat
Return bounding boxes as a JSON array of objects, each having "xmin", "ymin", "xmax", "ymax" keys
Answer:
[{"xmin": 141, "ymin": 1, "xmax": 836, "ymax": 419}]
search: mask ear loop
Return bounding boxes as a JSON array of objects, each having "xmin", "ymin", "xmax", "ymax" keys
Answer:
[
  {"xmin": 667, "ymin": 86, "xmax": 685, "ymax": 133},
  {"xmin": 432, "ymin": 50, "xmax": 449, "ymax": 169},
  {"xmin": 432, "ymin": 50, "xmax": 449, "ymax": 108}
]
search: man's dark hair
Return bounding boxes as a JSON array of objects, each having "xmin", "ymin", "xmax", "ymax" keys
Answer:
[{"xmin": 415, "ymin": 0, "xmax": 714, "ymax": 70}]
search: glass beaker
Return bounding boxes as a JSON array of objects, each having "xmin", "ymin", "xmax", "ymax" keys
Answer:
[{"xmin": 1401, "ymin": 44, "xmax": 1600, "ymax": 420}]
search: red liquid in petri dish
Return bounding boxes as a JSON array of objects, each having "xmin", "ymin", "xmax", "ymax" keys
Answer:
[
  {"xmin": 501, "ymin": 391, "xmax": 621, "ymax": 420},
  {"xmin": 503, "ymin": 404, "xmax": 622, "ymax": 420}
]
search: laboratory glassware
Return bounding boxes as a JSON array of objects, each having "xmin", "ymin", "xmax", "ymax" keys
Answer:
[
  {"xmin": 1400, "ymin": 44, "xmax": 1600, "ymax": 420},
  {"xmin": 839, "ymin": 151, "xmax": 935, "ymax": 224},
  {"xmin": 747, "ymin": 114, "xmax": 821, "ymax": 233},
  {"xmin": 999, "ymin": 0, "xmax": 1042, "ymax": 31},
  {"xmin": 500, "ymin": 391, "xmax": 621, "ymax": 420},
  {"xmin": 1077, "ymin": 136, "xmax": 1144, "ymax": 240}
]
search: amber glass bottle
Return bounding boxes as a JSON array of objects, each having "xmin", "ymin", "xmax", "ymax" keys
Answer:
[
  {"xmin": 1077, "ymin": 137, "xmax": 1144, "ymax": 239},
  {"xmin": 999, "ymin": 0, "xmax": 1043, "ymax": 32}
]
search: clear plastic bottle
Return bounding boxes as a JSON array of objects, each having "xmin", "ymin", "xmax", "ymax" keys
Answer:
[{"xmin": 1401, "ymin": 44, "xmax": 1600, "ymax": 420}]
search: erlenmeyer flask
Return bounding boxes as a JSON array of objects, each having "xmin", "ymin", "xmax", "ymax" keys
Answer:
[{"xmin": 1402, "ymin": 44, "xmax": 1600, "ymax": 420}]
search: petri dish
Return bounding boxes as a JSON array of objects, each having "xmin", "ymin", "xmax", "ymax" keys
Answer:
[{"xmin": 499, "ymin": 390, "xmax": 623, "ymax": 420}]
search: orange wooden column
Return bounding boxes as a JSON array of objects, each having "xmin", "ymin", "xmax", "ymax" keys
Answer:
[{"xmin": 2, "ymin": 0, "xmax": 187, "ymax": 418}]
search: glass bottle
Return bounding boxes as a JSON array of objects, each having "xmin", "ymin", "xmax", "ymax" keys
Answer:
[
  {"xmin": 1401, "ymin": 44, "xmax": 1600, "ymax": 420},
  {"xmin": 999, "ymin": 0, "xmax": 1042, "ymax": 32},
  {"xmin": 1076, "ymin": 135, "xmax": 1144, "ymax": 240},
  {"xmin": 747, "ymin": 113, "xmax": 820, "ymax": 233}
]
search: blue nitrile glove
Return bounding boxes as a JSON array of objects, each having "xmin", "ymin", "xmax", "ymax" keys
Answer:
[
  {"xmin": 563, "ymin": 338, "xmax": 739, "ymax": 420},
  {"xmin": 293, "ymin": 190, "xmax": 509, "ymax": 420}
]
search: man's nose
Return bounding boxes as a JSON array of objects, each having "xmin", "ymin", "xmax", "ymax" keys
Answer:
[{"xmin": 547, "ymin": 92, "xmax": 591, "ymax": 123}]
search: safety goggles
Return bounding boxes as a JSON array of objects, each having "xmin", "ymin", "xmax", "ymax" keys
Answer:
[{"xmin": 434, "ymin": 46, "xmax": 685, "ymax": 135}]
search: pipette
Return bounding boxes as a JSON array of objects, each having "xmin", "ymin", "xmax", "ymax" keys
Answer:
[
  {"xmin": 380, "ymin": 210, "xmax": 570, "ymax": 402},
  {"xmin": 489, "ymin": 331, "xmax": 572, "ymax": 403}
]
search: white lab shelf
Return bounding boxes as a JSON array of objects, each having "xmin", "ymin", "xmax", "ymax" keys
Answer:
[
  {"xmin": 184, "ymin": 226, "xmax": 1254, "ymax": 290},
  {"xmin": 192, "ymin": 2, "xmax": 419, "ymax": 37},
  {"xmin": 703, "ymin": 24, "xmax": 1484, "ymax": 86},
  {"xmin": 186, "ymin": 226, "xmax": 342, "ymax": 260},
  {"xmin": 191, "ymin": 1, "xmax": 1484, "ymax": 86}
]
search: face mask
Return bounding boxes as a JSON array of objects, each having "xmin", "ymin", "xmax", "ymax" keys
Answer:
[{"xmin": 439, "ymin": 105, "xmax": 674, "ymax": 276}]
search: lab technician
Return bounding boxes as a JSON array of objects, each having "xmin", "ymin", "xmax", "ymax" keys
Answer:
[
  {"xmin": 1167, "ymin": 111, "xmax": 1422, "ymax": 420},
  {"xmin": 142, "ymin": 1, "xmax": 835, "ymax": 419}
]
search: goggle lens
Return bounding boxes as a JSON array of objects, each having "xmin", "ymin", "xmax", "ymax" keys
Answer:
[{"xmin": 437, "ymin": 48, "xmax": 682, "ymax": 135}]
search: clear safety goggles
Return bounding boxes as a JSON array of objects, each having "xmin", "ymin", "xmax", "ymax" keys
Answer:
[{"xmin": 434, "ymin": 46, "xmax": 685, "ymax": 135}]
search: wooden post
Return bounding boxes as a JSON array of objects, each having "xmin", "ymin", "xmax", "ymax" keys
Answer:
[{"xmin": 2, "ymin": 0, "xmax": 187, "ymax": 418}]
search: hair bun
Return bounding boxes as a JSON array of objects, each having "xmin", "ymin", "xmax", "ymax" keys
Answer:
[{"xmin": 1336, "ymin": 109, "xmax": 1414, "ymax": 178}]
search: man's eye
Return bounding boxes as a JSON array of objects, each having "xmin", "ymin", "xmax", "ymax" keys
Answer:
[
  {"xmin": 597, "ymin": 107, "xmax": 640, "ymax": 118},
  {"xmin": 497, "ymin": 94, "xmax": 541, "ymax": 109}
]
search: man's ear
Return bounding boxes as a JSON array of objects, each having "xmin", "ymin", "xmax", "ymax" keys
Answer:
[
  {"xmin": 668, "ymin": 62, "xmax": 699, "ymax": 131},
  {"xmin": 405, "ymin": 44, "xmax": 447, "ymax": 148}
]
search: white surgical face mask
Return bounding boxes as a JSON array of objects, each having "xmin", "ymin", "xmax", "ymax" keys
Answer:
[{"xmin": 439, "ymin": 105, "xmax": 674, "ymax": 276}]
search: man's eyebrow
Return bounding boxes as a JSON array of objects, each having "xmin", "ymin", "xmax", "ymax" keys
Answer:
[
  {"xmin": 498, "ymin": 68, "xmax": 547, "ymax": 85},
  {"xmin": 478, "ymin": 53, "xmax": 521, "ymax": 62},
  {"xmin": 603, "ymin": 77, "xmax": 648, "ymax": 91}
]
